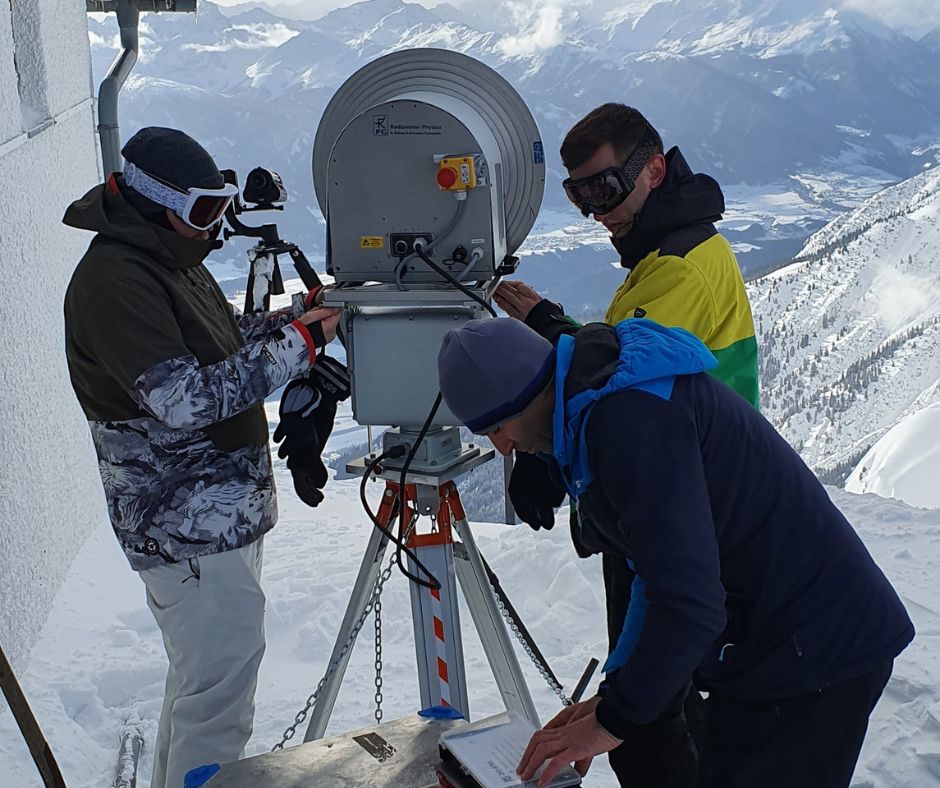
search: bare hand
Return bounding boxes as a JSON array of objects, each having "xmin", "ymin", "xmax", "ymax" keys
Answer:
[
  {"xmin": 299, "ymin": 307, "xmax": 341, "ymax": 344},
  {"xmin": 494, "ymin": 280, "xmax": 543, "ymax": 321},
  {"xmin": 517, "ymin": 697, "xmax": 621, "ymax": 787},
  {"xmin": 542, "ymin": 696, "xmax": 601, "ymax": 730}
]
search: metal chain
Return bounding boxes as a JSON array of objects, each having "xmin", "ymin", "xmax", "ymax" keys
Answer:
[
  {"xmin": 374, "ymin": 596, "xmax": 384, "ymax": 723},
  {"xmin": 275, "ymin": 492, "xmax": 571, "ymax": 750},
  {"xmin": 492, "ymin": 584, "xmax": 573, "ymax": 707},
  {"xmin": 273, "ymin": 508, "xmax": 419, "ymax": 750},
  {"xmin": 272, "ymin": 551, "xmax": 395, "ymax": 750}
]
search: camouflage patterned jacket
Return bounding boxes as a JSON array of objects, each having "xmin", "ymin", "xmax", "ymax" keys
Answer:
[{"xmin": 63, "ymin": 178, "xmax": 320, "ymax": 570}]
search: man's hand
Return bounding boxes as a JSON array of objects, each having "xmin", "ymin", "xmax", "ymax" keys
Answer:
[
  {"xmin": 517, "ymin": 697, "xmax": 622, "ymax": 787},
  {"xmin": 542, "ymin": 697, "xmax": 601, "ymax": 730},
  {"xmin": 298, "ymin": 306, "xmax": 341, "ymax": 345},
  {"xmin": 494, "ymin": 280, "xmax": 544, "ymax": 321}
]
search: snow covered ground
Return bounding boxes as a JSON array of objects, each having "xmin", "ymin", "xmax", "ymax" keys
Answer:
[{"xmin": 2, "ymin": 444, "xmax": 939, "ymax": 787}]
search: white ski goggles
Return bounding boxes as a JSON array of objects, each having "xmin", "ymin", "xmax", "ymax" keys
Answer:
[{"xmin": 123, "ymin": 161, "xmax": 237, "ymax": 230}]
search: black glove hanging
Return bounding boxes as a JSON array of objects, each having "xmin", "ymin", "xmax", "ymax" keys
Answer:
[
  {"xmin": 273, "ymin": 354, "xmax": 350, "ymax": 507},
  {"xmin": 508, "ymin": 451, "xmax": 566, "ymax": 531}
]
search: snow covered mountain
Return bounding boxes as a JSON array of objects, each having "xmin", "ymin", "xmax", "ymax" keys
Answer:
[
  {"xmin": 846, "ymin": 402, "xmax": 940, "ymax": 509},
  {"xmin": 749, "ymin": 164, "xmax": 940, "ymax": 484},
  {"xmin": 84, "ymin": 0, "xmax": 940, "ymax": 484},
  {"xmin": 86, "ymin": 0, "xmax": 940, "ymax": 292}
]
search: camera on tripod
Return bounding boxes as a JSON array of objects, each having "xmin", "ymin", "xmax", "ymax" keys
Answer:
[
  {"xmin": 243, "ymin": 167, "xmax": 287, "ymax": 209},
  {"xmin": 220, "ymin": 166, "xmax": 321, "ymax": 314},
  {"xmin": 221, "ymin": 166, "xmax": 286, "ymax": 215}
]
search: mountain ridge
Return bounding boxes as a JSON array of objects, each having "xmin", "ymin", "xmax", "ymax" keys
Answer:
[{"xmin": 750, "ymin": 164, "xmax": 940, "ymax": 483}]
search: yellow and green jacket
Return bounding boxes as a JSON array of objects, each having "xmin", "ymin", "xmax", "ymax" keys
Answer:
[
  {"xmin": 603, "ymin": 231, "xmax": 758, "ymax": 408},
  {"xmin": 526, "ymin": 146, "xmax": 759, "ymax": 409}
]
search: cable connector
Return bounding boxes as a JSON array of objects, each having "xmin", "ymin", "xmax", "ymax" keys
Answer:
[{"xmin": 386, "ymin": 444, "xmax": 408, "ymax": 460}]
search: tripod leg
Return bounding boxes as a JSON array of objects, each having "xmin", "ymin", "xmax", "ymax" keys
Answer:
[
  {"xmin": 408, "ymin": 538, "xmax": 470, "ymax": 718},
  {"xmin": 303, "ymin": 517, "xmax": 391, "ymax": 742},
  {"xmin": 453, "ymin": 518, "xmax": 541, "ymax": 727}
]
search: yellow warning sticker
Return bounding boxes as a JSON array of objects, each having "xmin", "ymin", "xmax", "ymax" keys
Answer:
[{"xmin": 359, "ymin": 236, "xmax": 384, "ymax": 249}]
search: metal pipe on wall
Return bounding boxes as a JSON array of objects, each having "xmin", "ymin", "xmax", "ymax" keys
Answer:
[{"xmin": 88, "ymin": 0, "xmax": 197, "ymax": 176}]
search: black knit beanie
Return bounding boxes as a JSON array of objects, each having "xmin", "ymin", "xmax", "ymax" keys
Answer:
[{"xmin": 120, "ymin": 126, "xmax": 223, "ymax": 217}]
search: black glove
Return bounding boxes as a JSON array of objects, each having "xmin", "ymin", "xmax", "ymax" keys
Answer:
[
  {"xmin": 524, "ymin": 299, "xmax": 580, "ymax": 345},
  {"xmin": 273, "ymin": 354, "xmax": 350, "ymax": 507},
  {"xmin": 508, "ymin": 452, "xmax": 566, "ymax": 531}
]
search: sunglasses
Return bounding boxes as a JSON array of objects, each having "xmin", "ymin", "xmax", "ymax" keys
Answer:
[
  {"xmin": 562, "ymin": 128, "xmax": 661, "ymax": 218},
  {"xmin": 123, "ymin": 162, "xmax": 238, "ymax": 231}
]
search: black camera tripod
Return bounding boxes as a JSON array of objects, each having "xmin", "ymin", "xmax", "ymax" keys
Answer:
[{"xmin": 220, "ymin": 167, "xmax": 323, "ymax": 313}]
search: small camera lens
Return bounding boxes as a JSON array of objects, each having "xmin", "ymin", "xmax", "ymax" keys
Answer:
[{"xmin": 248, "ymin": 170, "xmax": 271, "ymax": 190}]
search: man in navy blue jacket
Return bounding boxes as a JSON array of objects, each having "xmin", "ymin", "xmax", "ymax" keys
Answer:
[{"xmin": 437, "ymin": 318, "xmax": 914, "ymax": 788}]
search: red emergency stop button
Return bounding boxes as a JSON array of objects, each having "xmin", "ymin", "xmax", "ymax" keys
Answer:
[{"xmin": 437, "ymin": 167, "xmax": 458, "ymax": 188}]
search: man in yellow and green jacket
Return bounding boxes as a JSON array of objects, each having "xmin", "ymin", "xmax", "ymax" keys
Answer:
[{"xmin": 495, "ymin": 103, "xmax": 758, "ymax": 788}]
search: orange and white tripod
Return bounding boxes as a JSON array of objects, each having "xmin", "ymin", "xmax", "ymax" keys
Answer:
[{"xmin": 301, "ymin": 446, "xmax": 539, "ymax": 743}]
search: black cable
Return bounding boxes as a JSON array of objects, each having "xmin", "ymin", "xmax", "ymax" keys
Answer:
[
  {"xmin": 392, "ymin": 512, "xmax": 439, "ymax": 589},
  {"xmin": 395, "ymin": 391, "xmax": 445, "ymax": 585},
  {"xmin": 413, "ymin": 245, "xmax": 497, "ymax": 318},
  {"xmin": 361, "ymin": 451, "xmax": 439, "ymax": 589},
  {"xmin": 360, "ymin": 448, "xmax": 441, "ymax": 590},
  {"xmin": 395, "ymin": 198, "xmax": 467, "ymax": 291}
]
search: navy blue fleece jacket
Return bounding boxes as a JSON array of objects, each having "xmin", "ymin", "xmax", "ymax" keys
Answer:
[{"xmin": 552, "ymin": 321, "xmax": 914, "ymax": 739}]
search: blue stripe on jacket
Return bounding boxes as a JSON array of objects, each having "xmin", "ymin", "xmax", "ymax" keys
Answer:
[{"xmin": 603, "ymin": 561, "xmax": 649, "ymax": 673}]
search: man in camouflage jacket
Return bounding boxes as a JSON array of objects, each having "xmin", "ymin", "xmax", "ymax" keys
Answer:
[{"xmin": 63, "ymin": 127, "xmax": 339, "ymax": 788}]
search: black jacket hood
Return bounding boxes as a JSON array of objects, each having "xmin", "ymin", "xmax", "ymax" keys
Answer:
[
  {"xmin": 612, "ymin": 147, "xmax": 725, "ymax": 268},
  {"xmin": 63, "ymin": 176, "xmax": 216, "ymax": 270}
]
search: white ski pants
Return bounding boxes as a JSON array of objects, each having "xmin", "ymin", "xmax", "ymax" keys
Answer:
[{"xmin": 139, "ymin": 538, "xmax": 266, "ymax": 788}]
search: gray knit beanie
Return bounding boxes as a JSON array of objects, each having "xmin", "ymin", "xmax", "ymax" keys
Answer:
[
  {"xmin": 437, "ymin": 318, "xmax": 555, "ymax": 435},
  {"xmin": 120, "ymin": 126, "xmax": 223, "ymax": 216}
]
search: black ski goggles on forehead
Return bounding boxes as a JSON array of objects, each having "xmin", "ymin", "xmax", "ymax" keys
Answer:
[{"xmin": 562, "ymin": 127, "xmax": 662, "ymax": 218}]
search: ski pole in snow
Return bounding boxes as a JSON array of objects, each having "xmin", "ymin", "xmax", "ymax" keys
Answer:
[
  {"xmin": 0, "ymin": 644, "xmax": 66, "ymax": 788},
  {"xmin": 113, "ymin": 712, "xmax": 144, "ymax": 788}
]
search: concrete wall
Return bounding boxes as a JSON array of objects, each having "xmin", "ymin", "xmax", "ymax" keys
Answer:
[{"xmin": 0, "ymin": 0, "xmax": 108, "ymax": 672}]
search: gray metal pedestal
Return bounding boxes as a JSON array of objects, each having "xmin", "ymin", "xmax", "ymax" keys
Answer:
[{"xmin": 201, "ymin": 715, "xmax": 463, "ymax": 787}]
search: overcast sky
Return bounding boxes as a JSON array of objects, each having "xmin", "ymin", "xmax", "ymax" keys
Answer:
[
  {"xmin": 209, "ymin": 0, "xmax": 940, "ymax": 37},
  {"xmin": 842, "ymin": 0, "xmax": 940, "ymax": 34}
]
